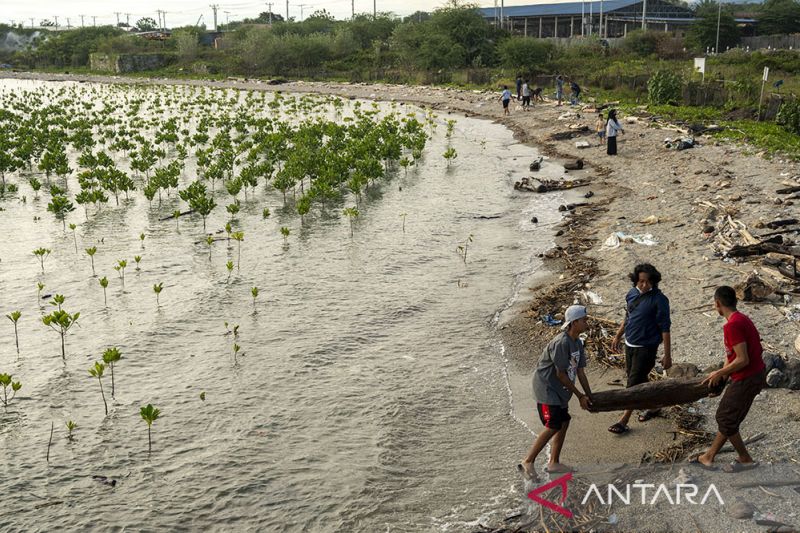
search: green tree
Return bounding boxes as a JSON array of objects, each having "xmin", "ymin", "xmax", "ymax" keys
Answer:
[
  {"xmin": 497, "ymin": 37, "xmax": 554, "ymax": 70},
  {"xmin": 757, "ymin": 0, "xmax": 800, "ymax": 35},
  {"xmin": 688, "ymin": 0, "xmax": 740, "ymax": 52}
]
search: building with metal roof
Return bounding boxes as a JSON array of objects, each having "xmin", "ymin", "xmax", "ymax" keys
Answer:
[{"xmin": 477, "ymin": 0, "xmax": 697, "ymax": 38}]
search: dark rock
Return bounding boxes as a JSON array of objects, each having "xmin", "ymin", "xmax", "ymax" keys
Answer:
[
  {"xmin": 703, "ymin": 225, "xmax": 716, "ymax": 234},
  {"xmin": 564, "ymin": 158, "xmax": 584, "ymax": 171},
  {"xmin": 555, "ymin": 230, "xmax": 564, "ymax": 236},
  {"xmin": 763, "ymin": 352, "xmax": 786, "ymax": 373},
  {"xmin": 784, "ymin": 358, "xmax": 800, "ymax": 390},
  {"xmin": 584, "ymin": 191, "xmax": 594, "ymax": 198},
  {"xmin": 531, "ymin": 217, "xmax": 538, "ymax": 223}
]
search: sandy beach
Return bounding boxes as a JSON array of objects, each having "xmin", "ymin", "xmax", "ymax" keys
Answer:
[{"xmin": 3, "ymin": 71, "xmax": 799, "ymax": 531}]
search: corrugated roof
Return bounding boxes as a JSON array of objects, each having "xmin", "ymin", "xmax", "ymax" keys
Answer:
[{"xmin": 477, "ymin": 0, "xmax": 644, "ymax": 18}]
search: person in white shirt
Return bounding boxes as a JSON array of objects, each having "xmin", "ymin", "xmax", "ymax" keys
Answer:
[
  {"xmin": 605, "ymin": 109, "xmax": 624, "ymax": 155},
  {"xmin": 521, "ymin": 80, "xmax": 531, "ymax": 109}
]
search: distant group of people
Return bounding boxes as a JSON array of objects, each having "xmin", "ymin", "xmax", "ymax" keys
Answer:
[{"xmin": 518, "ymin": 263, "xmax": 766, "ymax": 479}]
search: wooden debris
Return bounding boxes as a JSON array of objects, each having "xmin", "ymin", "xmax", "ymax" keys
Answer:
[
  {"xmin": 767, "ymin": 218, "xmax": 799, "ymax": 229},
  {"xmin": 590, "ymin": 377, "xmax": 724, "ymax": 412},
  {"xmin": 513, "ymin": 176, "xmax": 590, "ymax": 193}
]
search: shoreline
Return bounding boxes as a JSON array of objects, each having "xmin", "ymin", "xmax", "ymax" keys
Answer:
[{"xmin": 4, "ymin": 71, "xmax": 800, "ymax": 532}]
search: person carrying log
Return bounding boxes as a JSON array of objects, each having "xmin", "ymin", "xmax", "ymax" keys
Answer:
[
  {"xmin": 609, "ymin": 263, "xmax": 672, "ymax": 435},
  {"xmin": 691, "ymin": 286, "xmax": 766, "ymax": 472},
  {"xmin": 518, "ymin": 305, "xmax": 594, "ymax": 480}
]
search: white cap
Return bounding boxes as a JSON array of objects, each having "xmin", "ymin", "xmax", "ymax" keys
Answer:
[{"xmin": 561, "ymin": 305, "xmax": 588, "ymax": 330}]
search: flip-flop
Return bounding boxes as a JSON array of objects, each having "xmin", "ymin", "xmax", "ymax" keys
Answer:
[
  {"xmin": 687, "ymin": 455, "xmax": 717, "ymax": 471},
  {"xmin": 638, "ymin": 410, "xmax": 660, "ymax": 422},
  {"xmin": 723, "ymin": 461, "xmax": 759, "ymax": 473},
  {"xmin": 608, "ymin": 422, "xmax": 629, "ymax": 435}
]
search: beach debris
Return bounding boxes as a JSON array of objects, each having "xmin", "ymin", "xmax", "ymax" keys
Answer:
[
  {"xmin": 563, "ymin": 159, "xmax": 584, "ymax": 171},
  {"xmin": 734, "ymin": 272, "xmax": 776, "ymax": 302},
  {"xmin": 665, "ymin": 363, "xmax": 700, "ymax": 379},
  {"xmin": 529, "ymin": 157, "xmax": 543, "ymax": 171},
  {"xmin": 542, "ymin": 314, "xmax": 563, "ymax": 327},
  {"xmin": 92, "ymin": 475, "xmax": 117, "ymax": 487},
  {"xmin": 589, "ymin": 376, "xmax": 724, "ymax": 412},
  {"xmin": 785, "ymin": 304, "xmax": 800, "ymax": 321},
  {"xmin": 795, "ymin": 333, "xmax": 800, "ymax": 356},
  {"xmin": 514, "ymin": 176, "xmax": 591, "ymax": 193},
  {"xmin": 601, "ymin": 232, "xmax": 658, "ymax": 249},
  {"xmin": 575, "ymin": 140, "xmax": 591, "ymax": 149},
  {"xmin": 575, "ymin": 290, "xmax": 602, "ymax": 305},
  {"xmin": 640, "ymin": 215, "xmax": 660, "ymax": 225},
  {"xmin": 767, "ymin": 368, "xmax": 784, "ymax": 387},
  {"xmin": 664, "ymin": 137, "xmax": 696, "ymax": 150},
  {"xmin": 728, "ymin": 501, "xmax": 757, "ymax": 520},
  {"xmin": 550, "ymin": 127, "xmax": 590, "ymax": 141}
]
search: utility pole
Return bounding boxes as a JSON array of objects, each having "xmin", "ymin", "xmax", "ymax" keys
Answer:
[
  {"xmin": 352, "ymin": 0, "xmax": 355, "ymax": 19},
  {"xmin": 156, "ymin": 10, "xmax": 162, "ymax": 30},
  {"xmin": 500, "ymin": 0, "xmax": 503, "ymax": 28},
  {"xmin": 224, "ymin": 11, "xmax": 230, "ymax": 26},
  {"xmin": 373, "ymin": 0, "xmax": 376, "ymax": 18},
  {"xmin": 641, "ymin": 0, "xmax": 647, "ymax": 30},
  {"xmin": 125, "ymin": 13, "xmax": 131, "ymax": 26},
  {"xmin": 210, "ymin": 4, "xmax": 219, "ymax": 31},
  {"xmin": 162, "ymin": 11, "xmax": 167, "ymax": 30},
  {"xmin": 66, "ymin": 17, "xmax": 72, "ymax": 29},
  {"xmin": 286, "ymin": 0, "xmax": 289, "ymax": 21},
  {"xmin": 298, "ymin": 4, "xmax": 308, "ymax": 21},
  {"xmin": 114, "ymin": 12, "xmax": 121, "ymax": 26},
  {"xmin": 54, "ymin": 16, "xmax": 59, "ymax": 29},
  {"xmin": 30, "ymin": 17, "xmax": 34, "ymax": 28},
  {"xmin": 715, "ymin": 0, "xmax": 722, "ymax": 54},
  {"xmin": 79, "ymin": 14, "xmax": 85, "ymax": 27},
  {"xmin": 92, "ymin": 16, "xmax": 97, "ymax": 27},
  {"xmin": 600, "ymin": 0, "xmax": 604, "ymax": 38},
  {"xmin": 266, "ymin": 2, "xmax": 274, "ymax": 23}
]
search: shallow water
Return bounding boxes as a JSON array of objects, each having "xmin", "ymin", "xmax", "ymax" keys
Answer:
[{"xmin": 0, "ymin": 79, "xmax": 567, "ymax": 531}]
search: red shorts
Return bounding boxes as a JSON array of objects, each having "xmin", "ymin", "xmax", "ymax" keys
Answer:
[{"xmin": 537, "ymin": 403, "xmax": 571, "ymax": 430}]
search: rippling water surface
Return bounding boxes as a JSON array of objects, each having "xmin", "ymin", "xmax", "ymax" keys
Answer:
[{"xmin": 0, "ymin": 79, "xmax": 567, "ymax": 531}]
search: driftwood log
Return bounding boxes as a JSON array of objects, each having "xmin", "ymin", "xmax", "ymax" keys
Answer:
[
  {"xmin": 589, "ymin": 377, "xmax": 724, "ymax": 412},
  {"xmin": 727, "ymin": 242, "xmax": 800, "ymax": 259}
]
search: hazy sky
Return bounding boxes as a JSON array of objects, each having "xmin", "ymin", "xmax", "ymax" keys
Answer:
[{"xmin": 5, "ymin": 0, "xmax": 581, "ymax": 28}]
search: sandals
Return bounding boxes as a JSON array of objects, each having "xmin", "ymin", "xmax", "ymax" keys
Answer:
[
  {"xmin": 608, "ymin": 422, "xmax": 629, "ymax": 435},
  {"xmin": 688, "ymin": 455, "xmax": 718, "ymax": 471},
  {"xmin": 723, "ymin": 461, "xmax": 759, "ymax": 473},
  {"xmin": 638, "ymin": 410, "xmax": 660, "ymax": 423}
]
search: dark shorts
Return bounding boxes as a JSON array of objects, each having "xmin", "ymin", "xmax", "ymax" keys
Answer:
[
  {"xmin": 716, "ymin": 369, "xmax": 766, "ymax": 436},
  {"xmin": 625, "ymin": 345, "xmax": 658, "ymax": 387},
  {"xmin": 537, "ymin": 403, "xmax": 571, "ymax": 430},
  {"xmin": 502, "ymin": 99, "xmax": 510, "ymax": 109},
  {"xmin": 522, "ymin": 95, "xmax": 531, "ymax": 106}
]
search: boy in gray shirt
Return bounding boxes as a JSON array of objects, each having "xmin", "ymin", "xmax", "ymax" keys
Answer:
[{"xmin": 519, "ymin": 305, "xmax": 594, "ymax": 479}]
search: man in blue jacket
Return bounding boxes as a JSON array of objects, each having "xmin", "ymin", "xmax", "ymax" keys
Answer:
[{"xmin": 608, "ymin": 263, "xmax": 672, "ymax": 434}]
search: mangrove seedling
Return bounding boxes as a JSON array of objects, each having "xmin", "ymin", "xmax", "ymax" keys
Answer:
[
  {"xmin": 251, "ymin": 286, "xmax": 259, "ymax": 306},
  {"xmin": 51, "ymin": 293, "xmax": 65, "ymax": 311},
  {"xmin": 99, "ymin": 276, "xmax": 108, "ymax": 307},
  {"xmin": 231, "ymin": 231, "xmax": 244, "ymax": 270},
  {"xmin": 139, "ymin": 232, "xmax": 145, "ymax": 249},
  {"xmin": 400, "ymin": 212, "xmax": 407, "ymax": 234},
  {"xmin": 66, "ymin": 420, "xmax": 77, "ymax": 440},
  {"xmin": 6, "ymin": 311, "xmax": 21, "ymax": 355},
  {"xmin": 37, "ymin": 282, "xmax": 45, "ymax": 303},
  {"xmin": 456, "ymin": 234, "xmax": 474, "ymax": 264},
  {"xmin": 262, "ymin": 207, "xmax": 270, "ymax": 220},
  {"xmin": 225, "ymin": 222, "xmax": 232, "ymax": 247},
  {"xmin": 173, "ymin": 210, "xmax": 181, "ymax": 231},
  {"xmin": 199, "ymin": 391, "xmax": 206, "ymax": 401},
  {"xmin": 134, "ymin": 255, "xmax": 142, "ymax": 271},
  {"xmin": 47, "ymin": 195, "xmax": 75, "ymax": 231},
  {"xmin": 88, "ymin": 361, "xmax": 108, "ymax": 416},
  {"xmin": 33, "ymin": 247, "xmax": 51, "ymax": 274},
  {"xmin": 69, "ymin": 223, "xmax": 78, "ymax": 253},
  {"xmin": 343, "ymin": 207, "xmax": 359, "ymax": 238},
  {"xmin": 85, "ymin": 246, "xmax": 97, "ymax": 276},
  {"xmin": 233, "ymin": 342, "xmax": 241, "ymax": 364},
  {"xmin": 0, "ymin": 373, "xmax": 21, "ymax": 408},
  {"xmin": 140, "ymin": 403, "xmax": 161, "ymax": 453},
  {"xmin": 226, "ymin": 260, "xmax": 234, "ymax": 282},
  {"xmin": 445, "ymin": 119, "xmax": 456, "ymax": 138},
  {"xmin": 114, "ymin": 259, "xmax": 127, "ymax": 284},
  {"xmin": 280, "ymin": 226, "xmax": 290, "ymax": 243},
  {"xmin": 443, "ymin": 147, "xmax": 458, "ymax": 167},
  {"xmin": 206, "ymin": 235, "xmax": 214, "ymax": 260},
  {"xmin": 30, "ymin": 177, "xmax": 41, "ymax": 199},
  {"xmin": 42, "ymin": 308, "xmax": 80, "ymax": 360},
  {"xmin": 153, "ymin": 282, "xmax": 163, "ymax": 306},
  {"xmin": 102, "ymin": 347, "xmax": 122, "ymax": 398}
]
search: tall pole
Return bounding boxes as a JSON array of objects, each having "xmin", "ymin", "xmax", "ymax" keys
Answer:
[
  {"xmin": 589, "ymin": 0, "xmax": 592, "ymax": 35},
  {"xmin": 373, "ymin": 0, "xmax": 376, "ymax": 18},
  {"xmin": 500, "ymin": 0, "xmax": 504, "ymax": 27},
  {"xmin": 286, "ymin": 0, "xmax": 289, "ymax": 21},
  {"xmin": 163, "ymin": 11, "xmax": 167, "ymax": 30},
  {"xmin": 715, "ymin": 0, "xmax": 721, "ymax": 54},
  {"xmin": 125, "ymin": 13, "xmax": 131, "ymax": 26},
  {"xmin": 114, "ymin": 12, "xmax": 121, "ymax": 26},
  {"xmin": 351, "ymin": 0, "xmax": 355, "ymax": 19},
  {"xmin": 600, "ymin": 0, "xmax": 604, "ymax": 37},
  {"xmin": 581, "ymin": 0, "xmax": 584, "ymax": 36},
  {"xmin": 54, "ymin": 16, "xmax": 59, "ymax": 29},
  {"xmin": 298, "ymin": 4, "xmax": 308, "ymax": 20},
  {"xmin": 66, "ymin": 17, "xmax": 71, "ymax": 28},
  {"xmin": 92, "ymin": 15, "xmax": 97, "ymax": 27},
  {"xmin": 210, "ymin": 4, "xmax": 219, "ymax": 31},
  {"xmin": 642, "ymin": 0, "xmax": 647, "ymax": 30},
  {"xmin": 30, "ymin": 17, "xmax": 35, "ymax": 28},
  {"xmin": 80, "ymin": 14, "xmax": 85, "ymax": 27},
  {"xmin": 266, "ymin": 2, "xmax": 274, "ymax": 23}
]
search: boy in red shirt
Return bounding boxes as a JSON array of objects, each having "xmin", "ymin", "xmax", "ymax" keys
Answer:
[{"xmin": 693, "ymin": 286, "xmax": 766, "ymax": 472}]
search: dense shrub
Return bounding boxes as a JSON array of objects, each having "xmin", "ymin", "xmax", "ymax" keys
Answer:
[
  {"xmin": 497, "ymin": 37, "xmax": 554, "ymax": 70},
  {"xmin": 776, "ymin": 98, "xmax": 800, "ymax": 134},
  {"xmin": 647, "ymin": 70, "xmax": 683, "ymax": 104}
]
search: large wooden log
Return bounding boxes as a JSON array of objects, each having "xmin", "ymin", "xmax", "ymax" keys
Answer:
[{"xmin": 589, "ymin": 377, "xmax": 724, "ymax": 412}]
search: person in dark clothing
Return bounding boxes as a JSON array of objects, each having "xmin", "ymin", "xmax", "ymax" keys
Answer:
[
  {"xmin": 608, "ymin": 263, "xmax": 672, "ymax": 434},
  {"xmin": 515, "ymin": 75, "xmax": 523, "ymax": 101},
  {"xmin": 692, "ymin": 286, "xmax": 766, "ymax": 472},
  {"xmin": 569, "ymin": 81, "xmax": 581, "ymax": 104}
]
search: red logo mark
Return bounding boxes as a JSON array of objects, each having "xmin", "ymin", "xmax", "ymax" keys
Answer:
[{"xmin": 527, "ymin": 472, "xmax": 573, "ymax": 518}]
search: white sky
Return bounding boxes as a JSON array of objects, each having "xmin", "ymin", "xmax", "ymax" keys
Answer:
[{"xmin": 4, "ymin": 0, "xmax": 586, "ymax": 28}]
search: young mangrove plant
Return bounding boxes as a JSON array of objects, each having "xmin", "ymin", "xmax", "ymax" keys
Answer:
[
  {"xmin": 233, "ymin": 342, "xmax": 241, "ymax": 365},
  {"xmin": 139, "ymin": 232, "xmax": 145, "ymax": 249},
  {"xmin": 343, "ymin": 207, "xmax": 359, "ymax": 238},
  {"xmin": 140, "ymin": 404, "xmax": 161, "ymax": 453},
  {"xmin": 173, "ymin": 210, "xmax": 181, "ymax": 231},
  {"xmin": 99, "ymin": 276, "xmax": 108, "ymax": 307},
  {"xmin": 51, "ymin": 293, "xmax": 65, "ymax": 311},
  {"xmin": 69, "ymin": 223, "xmax": 78, "ymax": 253},
  {"xmin": 443, "ymin": 147, "xmax": 458, "ymax": 167},
  {"xmin": 153, "ymin": 282, "xmax": 163, "ymax": 306},
  {"xmin": 42, "ymin": 305, "xmax": 80, "ymax": 360},
  {"xmin": 231, "ymin": 231, "xmax": 244, "ymax": 270},
  {"xmin": 134, "ymin": 255, "xmax": 142, "ymax": 271},
  {"xmin": 37, "ymin": 282, "xmax": 45, "ymax": 304},
  {"xmin": 47, "ymin": 194, "xmax": 75, "ymax": 231},
  {"xmin": 400, "ymin": 212, "xmax": 407, "ymax": 234},
  {"xmin": 225, "ymin": 222, "xmax": 232, "ymax": 247},
  {"xmin": 102, "ymin": 347, "xmax": 122, "ymax": 398},
  {"xmin": 29, "ymin": 178, "xmax": 41, "ymax": 199},
  {"xmin": 114, "ymin": 259, "xmax": 127, "ymax": 285},
  {"xmin": 66, "ymin": 420, "xmax": 77, "ymax": 441},
  {"xmin": 280, "ymin": 226, "xmax": 290, "ymax": 243},
  {"xmin": 206, "ymin": 235, "xmax": 214, "ymax": 260},
  {"xmin": 457, "ymin": 234, "xmax": 474, "ymax": 264},
  {"xmin": 262, "ymin": 207, "xmax": 270, "ymax": 220},
  {"xmin": 226, "ymin": 260, "xmax": 234, "ymax": 282},
  {"xmin": 6, "ymin": 311, "xmax": 21, "ymax": 355},
  {"xmin": 0, "ymin": 373, "xmax": 21, "ymax": 408},
  {"xmin": 88, "ymin": 361, "xmax": 108, "ymax": 416},
  {"xmin": 33, "ymin": 248, "xmax": 51, "ymax": 274},
  {"xmin": 85, "ymin": 246, "xmax": 97, "ymax": 276},
  {"xmin": 251, "ymin": 286, "xmax": 259, "ymax": 307}
]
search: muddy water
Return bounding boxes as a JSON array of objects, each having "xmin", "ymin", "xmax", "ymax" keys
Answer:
[{"xmin": 0, "ymin": 80, "xmax": 569, "ymax": 531}]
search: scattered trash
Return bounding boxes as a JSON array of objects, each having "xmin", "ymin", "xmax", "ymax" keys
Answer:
[
  {"xmin": 542, "ymin": 314, "xmax": 563, "ymax": 327},
  {"xmin": 785, "ymin": 304, "xmax": 800, "ymax": 321},
  {"xmin": 640, "ymin": 215, "xmax": 660, "ymax": 225},
  {"xmin": 576, "ymin": 290, "xmax": 603, "ymax": 305},
  {"xmin": 575, "ymin": 140, "xmax": 590, "ymax": 149},
  {"xmin": 734, "ymin": 272, "xmax": 776, "ymax": 302},
  {"xmin": 601, "ymin": 232, "xmax": 659, "ymax": 249},
  {"xmin": 664, "ymin": 137, "xmax": 696, "ymax": 150}
]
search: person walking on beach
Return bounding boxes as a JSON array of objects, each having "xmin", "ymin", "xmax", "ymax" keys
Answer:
[
  {"xmin": 569, "ymin": 80, "xmax": 581, "ymax": 105},
  {"xmin": 518, "ymin": 305, "xmax": 594, "ymax": 480},
  {"xmin": 692, "ymin": 286, "xmax": 766, "ymax": 472},
  {"xmin": 595, "ymin": 112, "xmax": 606, "ymax": 146},
  {"xmin": 609, "ymin": 263, "xmax": 672, "ymax": 435},
  {"xmin": 515, "ymin": 74, "xmax": 523, "ymax": 101},
  {"xmin": 605, "ymin": 109, "xmax": 624, "ymax": 155},
  {"xmin": 555, "ymin": 75, "xmax": 565, "ymax": 106},
  {"xmin": 500, "ymin": 85, "xmax": 512, "ymax": 116},
  {"xmin": 521, "ymin": 80, "xmax": 531, "ymax": 110}
]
